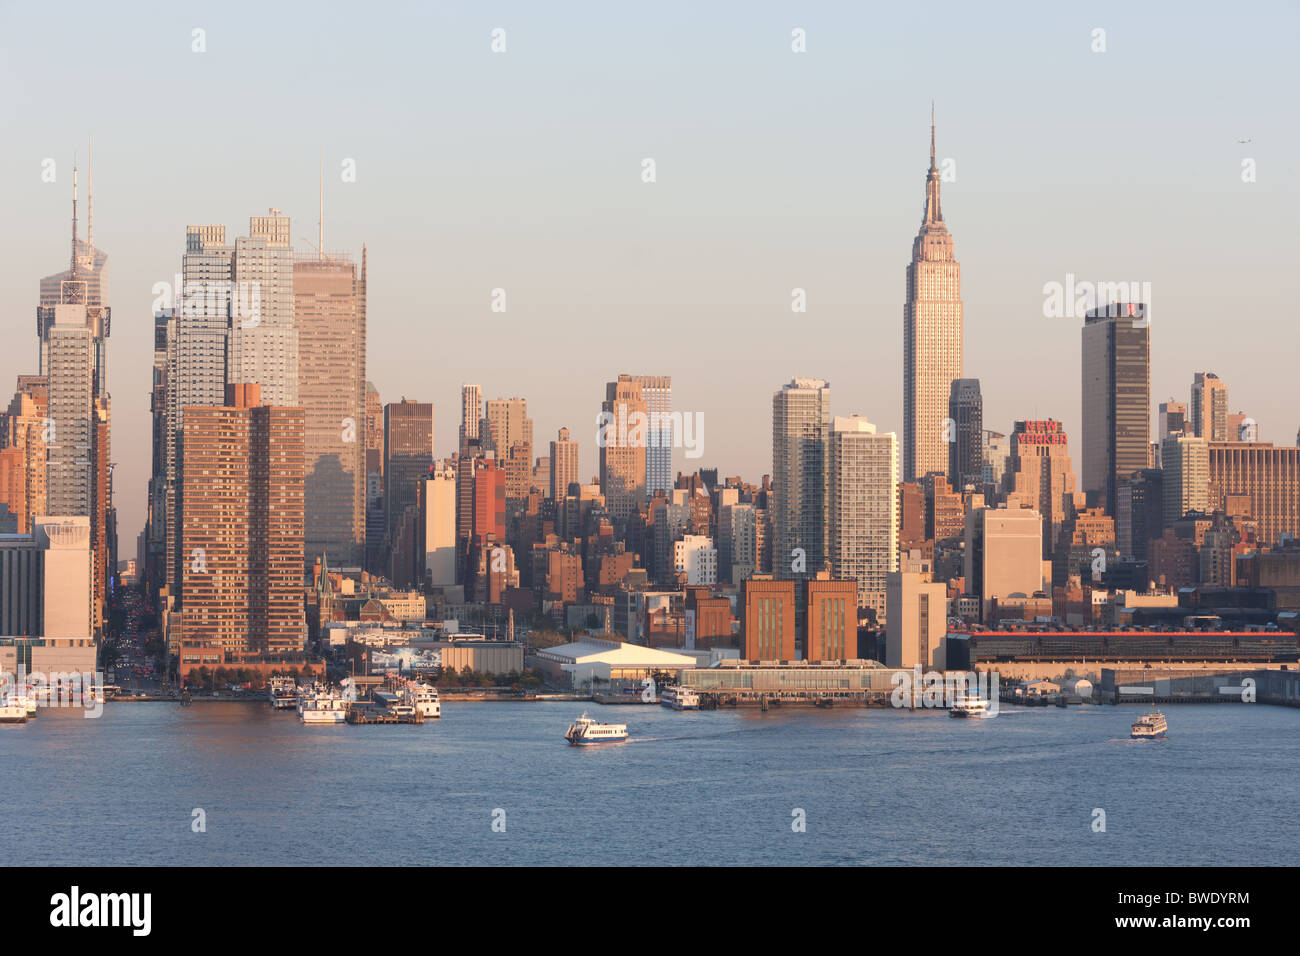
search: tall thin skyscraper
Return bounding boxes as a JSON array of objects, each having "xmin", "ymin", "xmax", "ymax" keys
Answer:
[
  {"xmin": 384, "ymin": 399, "xmax": 434, "ymax": 543},
  {"xmin": 772, "ymin": 378, "xmax": 831, "ymax": 579},
  {"xmin": 947, "ymin": 378, "xmax": 982, "ymax": 492},
  {"xmin": 1190, "ymin": 372, "xmax": 1228, "ymax": 442},
  {"xmin": 903, "ymin": 108, "xmax": 963, "ymax": 482},
  {"xmin": 37, "ymin": 157, "xmax": 113, "ymax": 634},
  {"xmin": 550, "ymin": 426, "xmax": 579, "ymax": 500},
  {"xmin": 829, "ymin": 415, "xmax": 898, "ymax": 620},
  {"xmin": 459, "ymin": 384, "xmax": 482, "ymax": 452},
  {"xmin": 294, "ymin": 245, "xmax": 366, "ymax": 568},
  {"xmin": 1082, "ymin": 302, "xmax": 1151, "ymax": 516},
  {"xmin": 629, "ymin": 374, "xmax": 672, "ymax": 496},
  {"xmin": 599, "ymin": 375, "xmax": 646, "ymax": 524}
]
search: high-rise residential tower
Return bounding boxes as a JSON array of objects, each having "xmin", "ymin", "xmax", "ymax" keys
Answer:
[
  {"xmin": 1082, "ymin": 302, "xmax": 1150, "ymax": 516},
  {"xmin": 294, "ymin": 246, "xmax": 367, "ymax": 568},
  {"xmin": 178, "ymin": 383, "xmax": 306, "ymax": 658},
  {"xmin": 828, "ymin": 415, "xmax": 898, "ymax": 620},
  {"xmin": 903, "ymin": 109, "xmax": 963, "ymax": 482},
  {"xmin": 772, "ymin": 378, "xmax": 831, "ymax": 579}
]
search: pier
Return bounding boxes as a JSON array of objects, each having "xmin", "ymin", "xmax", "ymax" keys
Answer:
[{"xmin": 346, "ymin": 707, "xmax": 425, "ymax": 725}]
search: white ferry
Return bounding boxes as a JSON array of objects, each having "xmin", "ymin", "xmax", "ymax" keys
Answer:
[
  {"xmin": 299, "ymin": 686, "xmax": 349, "ymax": 724},
  {"xmin": 404, "ymin": 683, "xmax": 441, "ymax": 719},
  {"xmin": 659, "ymin": 685, "xmax": 700, "ymax": 710},
  {"xmin": 0, "ymin": 700, "xmax": 29, "ymax": 724},
  {"xmin": 950, "ymin": 694, "xmax": 993, "ymax": 718},
  {"xmin": 564, "ymin": 712, "xmax": 628, "ymax": 745},
  {"xmin": 1131, "ymin": 711, "xmax": 1168, "ymax": 739},
  {"xmin": 267, "ymin": 676, "xmax": 298, "ymax": 710}
]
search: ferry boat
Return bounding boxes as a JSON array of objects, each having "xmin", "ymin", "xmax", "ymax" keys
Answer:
[
  {"xmin": 564, "ymin": 711, "xmax": 628, "ymax": 745},
  {"xmin": 1131, "ymin": 711, "xmax": 1168, "ymax": 739},
  {"xmin": 404, "ymin": 682, "xmax": 441, "ymax": 718},
  {"xmin": 659, "ymin": 685, "xmax": 700, "ymax": 710},
  {"xmin": 0, "ymin": 700, "xmax": 29, "ymax": 724},
  {"xmin": 267, "ymin": 676, "xmax": 298, "ymax": 710},
  {"xmin": 949, "ymin": 694, "xmax": 993, "ymax": 718},
  {"xmin": 298, "ymin": 686, "xmax": 349, "ymax": 724}
]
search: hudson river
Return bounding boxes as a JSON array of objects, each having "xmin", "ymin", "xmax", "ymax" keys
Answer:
[{"xmin": 5, "ymin": 701, "xmax": 1297, "ymax": 865}]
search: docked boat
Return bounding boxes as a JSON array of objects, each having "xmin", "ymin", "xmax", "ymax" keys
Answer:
[
  {"xmin": 299, "ymin": 687, "xmax": 348, "ymax": 724},
  {"xmin": 564, "ymin": 711, "xmax": 628, "ymax": 745},
  {"xmin": 949, "ymin": 694, "xmax": 993, "ymax": 718},
  {"xmin": 404, "ymin": 682, "xmax": 441, "ymax": 718},
  {"xmin": 267, "ymin": 676, "xmax": 298, "ymax": 710},
  {"xmin": 1131, "ymin": 711, "xmax": 1168, "ymax": 739},
  {"xmin": 0, "ymin": 700, "xmax": 29, "ymax": 724},
  {"xmin": 659, "ymin": 685, "xmax": 700, "ymax": 710}
]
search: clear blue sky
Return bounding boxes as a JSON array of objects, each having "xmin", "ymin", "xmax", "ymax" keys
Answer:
[{"xmin": 2, "ymin": 0, "xmax": 1297, "ymax": 546}]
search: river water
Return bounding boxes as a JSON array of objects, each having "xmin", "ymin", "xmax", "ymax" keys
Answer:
[{"xmin": 4, "ymin": 700, "xmax": 1295, "ymax": 865}]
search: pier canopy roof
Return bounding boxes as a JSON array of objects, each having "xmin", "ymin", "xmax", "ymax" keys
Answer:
[{"xmin": 533, "ymin": 639, "xmax": 696, "ymax": 686}]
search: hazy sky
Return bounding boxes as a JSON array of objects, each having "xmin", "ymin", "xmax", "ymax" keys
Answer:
[{"xmin": 2, "ymin": 1, "xmax": 1297, "ymax": 549}]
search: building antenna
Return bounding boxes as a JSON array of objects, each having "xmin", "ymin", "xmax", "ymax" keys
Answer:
[
  {"xmin": 318, "ymin": 154, "xmax": 324, "ymax": 260},
  {"xmin": 71, "ymin": 151, "xmax": 79, "ymax": 276},
  {"xmin": 930, "ymin": 101, "xmax": 936, "ymax": 169},
  {"xmin": 87, "ymin": 134, "xmax": 94, "ymax": 256}
]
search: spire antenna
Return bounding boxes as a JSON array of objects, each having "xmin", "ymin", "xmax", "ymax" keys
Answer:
[
  {"xmin": 930, "ymin": 101, "xmax": 936, "ymax": 169},
  {"xmin": 87, "ymin": 134, "xmax": 94, "ymax": 256},
  {"xmin": 318, "ymin": 155, "xmax": 324, "ymax": 260},
  {"xmin": 71, "ymin": 152, "xmax": 79, "ymax": 276}
]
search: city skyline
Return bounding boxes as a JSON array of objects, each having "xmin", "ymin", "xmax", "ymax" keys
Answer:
[{"xmin": 2, "ymin": 3, "xmax": 1297, "ymax": 547}]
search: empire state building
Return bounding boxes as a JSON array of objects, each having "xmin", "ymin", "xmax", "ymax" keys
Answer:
[{"xmin": 903, "ymin": 109, "xmax": 963, "ymax": 482}]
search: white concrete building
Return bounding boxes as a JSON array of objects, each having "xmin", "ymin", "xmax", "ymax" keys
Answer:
[{"xmin": 673, "ymin": 534, "xmax": 717, "ymax": 586}]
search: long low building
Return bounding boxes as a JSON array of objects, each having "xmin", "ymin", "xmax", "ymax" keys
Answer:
[
  {"xmin": 948, "ymin": 629, "xmax": 1299, "ymax": 669},
  {"xmin": 681, "ymin": 659, "xmax": 904, "ymax": 696},
  {"xmin": 530, "ymin": 638, "xmax": 697, "ymax": 688}
]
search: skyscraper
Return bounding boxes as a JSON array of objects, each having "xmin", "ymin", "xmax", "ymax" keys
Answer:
[
  {"xmin": 36, "ymin": 160, "xmax": 113, "ymax": 634},
  {"xmin": 1190, "ymin": 372, "xmax": 1228, "ymax": 442},
  {"xmin": 1004, "ymin": 419, "xmax": 1083, "ymax": 561},
  {"xmin": 1082, "ymin": 302, "xmax": 1150, "ymax": 516},
  {"xmin": 459, "ymin": 384, "xmax": 482, "ymax": 452},
  {"xmin": 903, "ymin": 109, "xmax": 963, "ymax": 482},
  {"xmin": 484, "ymin": 397, "xmax": 534, "ymax": 503},
  {"xmin": 599, "ymin": 375, "xmax": 646, "ymax": 524},
  {"xmin": 549, "ymin": 426, "xmax": 579, "ymax": 500},
  {"xmin": 1161, "ymin": 434, "xmax": 1210, "ymax": 527},
  {"xmin": 178, "ymin": 384, "xmax": 306, "ymax": 658},
  {"xmin": 1158, "ymin": 399, "xmax": 1187, "ymax": 438},
  {"xmin": 294, "ymin": 246, "xmax": 367, "ymax": 568},
  {"xmin": 629, "ymin": 375, "xmax": 672, "ymax": 497},
  {"xmin": 828, "ymin": 415, "xmax": 898, "ymax": 620},
  {"xmin": 947, "ymin": 378, "xmax": 982, "ymax": 492},
  {"xmin": 772, "ymin": 378, "xmax": 830, "ymax": 579},
  {"xmin": 384, "ymin": 399, "xmax": 434, "ymax": 544},
  {"xmin": 227, "ymin": 212, "xmax": 298, "ymax": 406}
]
